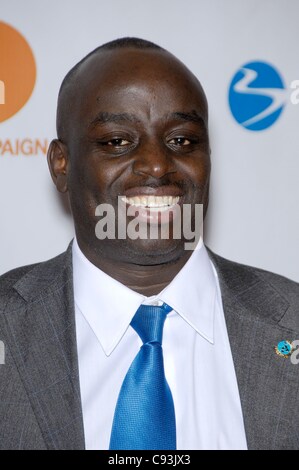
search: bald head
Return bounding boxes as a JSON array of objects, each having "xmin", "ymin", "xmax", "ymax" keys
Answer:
[{"xmin": 56, "ymin": 37, "xmax": 208, "ymax": 143}]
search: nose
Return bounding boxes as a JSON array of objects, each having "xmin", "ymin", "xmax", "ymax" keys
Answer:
[{"xmin": 132, "ymin": 140, "xmax": 176, "ymax": 179}]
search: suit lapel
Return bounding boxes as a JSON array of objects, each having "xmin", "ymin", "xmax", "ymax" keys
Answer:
[
  {"xmin": 3, "ymin": 246, "xmax": 85, "ymax": 450},
  {"xmin": 209, "ymin": 251, "xmax": 299, "ymax": 450}
]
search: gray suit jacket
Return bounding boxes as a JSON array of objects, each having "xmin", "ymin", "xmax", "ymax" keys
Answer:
[{"xmin": 0, "ymin": 244, "xmax": 298, "ymax": 450}]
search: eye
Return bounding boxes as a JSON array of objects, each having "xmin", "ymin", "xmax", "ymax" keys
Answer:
[
  {"xmin": 105, "ymin": 138, "xmax": 130, "ymax": 147},
  {"xmin": 94, "ymin": 134, "xmax": 136, "ymax": 155},
  {"xmin": 168, "ymin": 137, "xmax": 193, "ymax": 146}
]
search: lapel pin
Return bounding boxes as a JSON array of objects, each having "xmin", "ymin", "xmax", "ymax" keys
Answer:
[{"xmin": 275, "ymin": 340, "xmax": 293, "ymax": 358}]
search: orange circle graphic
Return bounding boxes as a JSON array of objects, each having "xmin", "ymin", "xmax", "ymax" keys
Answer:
[{"xmin": 0, "ymin": 21, "xmax": 36, "ymax": 123}]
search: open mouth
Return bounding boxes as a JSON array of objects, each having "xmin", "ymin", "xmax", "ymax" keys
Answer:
[
  {"xmin": 120, "ymin": 195, "xmax": 180, "ymax": 211},
  {"xmin": 119, "ymin": 195, "xmax": 182, "ymax": 225}
]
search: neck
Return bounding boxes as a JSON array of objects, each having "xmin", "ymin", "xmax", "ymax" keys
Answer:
[{"xmin": 77, "ymin": 242, "xmax": 193, "ymax": 296}]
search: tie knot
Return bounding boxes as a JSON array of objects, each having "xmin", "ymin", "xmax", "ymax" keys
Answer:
[{"xmin": 131, "ymin": 303, "xmax": 172, "ymax": 345}]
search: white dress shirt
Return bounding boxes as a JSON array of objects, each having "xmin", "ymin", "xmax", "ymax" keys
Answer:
[{"xmin": 73, "ymin": 238, "xmax": 248, "ymax": 450}]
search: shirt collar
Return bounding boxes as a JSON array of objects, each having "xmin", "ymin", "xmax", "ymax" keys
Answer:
[
  {"xmin": 73, "ymin": 238, "xmax": 145, "ymax": 356},
  {"xmin": 158, "ymin": 239, "xmax": 217, "ymax": 344},
  {"xmin": 73, "ymin": 238, "xmax": 217, "ymax": 356}
]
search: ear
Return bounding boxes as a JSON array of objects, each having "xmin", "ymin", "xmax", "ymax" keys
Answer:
[{"xmin": 47, "ymin": 139, "xmax": 69, "ymax": 193}]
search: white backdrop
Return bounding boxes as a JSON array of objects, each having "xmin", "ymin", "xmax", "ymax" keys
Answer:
[{"xmin": 1, "ymin": 0, "xmax": 298, "ymax": 281}]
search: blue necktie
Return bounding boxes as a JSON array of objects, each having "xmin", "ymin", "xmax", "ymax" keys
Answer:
[{"xmin": 109, "ymin": 303, "xmax": 176, "ymax": 450}]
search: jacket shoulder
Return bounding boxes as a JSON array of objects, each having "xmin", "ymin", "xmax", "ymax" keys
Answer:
[
  {"xmin": 0, "ymin": 263, "xmax": 40, "ymax": 293},
  {"xmin": 0, "ymin": 249, "xmax": 71, "ymax": 301},
  {"xmin": 208, "ymin": 248, "xmax": 299, "ymax": 298}
]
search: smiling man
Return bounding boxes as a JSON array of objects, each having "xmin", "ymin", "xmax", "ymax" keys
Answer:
[{"xmin": 0, "ymin": 38, "xmax": 298, "ymax": 450}]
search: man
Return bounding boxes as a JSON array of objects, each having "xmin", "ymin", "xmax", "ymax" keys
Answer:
[{"xmin": 0, "ymin": 37, "xmax": 298, "ymax": 450}]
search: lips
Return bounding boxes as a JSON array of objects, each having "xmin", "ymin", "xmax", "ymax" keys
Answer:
[{"xmin": 123, "ymin": 185, "xmax": 184, "ymax": 197}]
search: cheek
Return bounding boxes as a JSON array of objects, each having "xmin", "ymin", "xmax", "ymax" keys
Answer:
[
  {"xmin": 68, "ymin": 155, "xmax": 112, "ymax": 199},
  {"xmin": 181, "ymin": 155, "xmax": 211, "ymax": 186},
  {"xmin": 67, "ymin": 167, "xmax": 104, "ymax": 221}
]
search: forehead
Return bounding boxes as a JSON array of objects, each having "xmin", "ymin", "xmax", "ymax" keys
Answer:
[{"xmin": 70, "ymin": 48, "xmax": 208, "ymax": 126}]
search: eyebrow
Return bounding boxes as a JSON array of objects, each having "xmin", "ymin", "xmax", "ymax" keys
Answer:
[
  {"xmin": 167, "ymin": 111, "xmax": 206, "ymax": 126},
  {"xmin": 89, "ymin": 112, "xmax": 141, "ymax": 128},
  {"xmin": 88, "ymin": 110, "xmax": 207, "ymax": 129}
]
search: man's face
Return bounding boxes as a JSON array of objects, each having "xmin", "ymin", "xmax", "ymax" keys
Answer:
[{"xmin": 57, "ymin": 48, "xmax": 211, "ymax": 265}]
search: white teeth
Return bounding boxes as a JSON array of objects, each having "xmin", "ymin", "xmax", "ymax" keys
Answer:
[
  {"xmin": 121, "ymin": 195, "xmax": 180, "ymax": 208},
  {"xmin": 147, "ymin": 196, "xmax": 156, "ymax": 207}
]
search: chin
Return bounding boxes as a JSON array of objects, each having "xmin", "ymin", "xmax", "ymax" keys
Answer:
[{"xmin": 124, "ymin": 238, "xmax": 188, "ymax": 265}]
